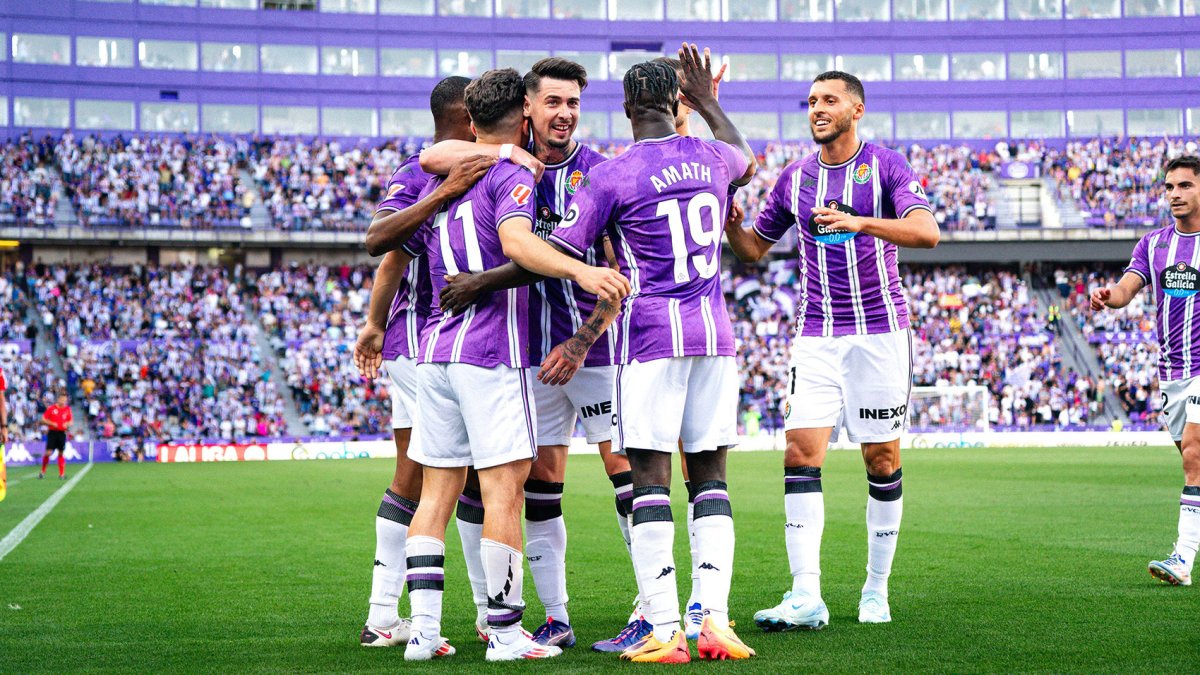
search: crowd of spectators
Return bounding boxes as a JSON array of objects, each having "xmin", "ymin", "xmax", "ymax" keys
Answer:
[
  {"xmin": 0, "ymin": 268, "xmax": 59, "ymax": 441},
  {"xmin": 0, "ymin": 135, "xmax": 59, "ymax": 226}
]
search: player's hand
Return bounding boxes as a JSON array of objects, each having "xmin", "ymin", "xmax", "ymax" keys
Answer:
[
  {"xmin": 438, "ymin": 155, "xmax": 496, "ymax": 200},
  {"xmin": 811, "ymin": 206, "xmax": 864, "ymax": 233},
  {"xmin": 0, "ymin": 425, "xmax": 7, "ymax": 445},
  {"xmin": 576, "ymin": 266, "xmax": 630, "ymax": 304},
  {"xmin": 538, "ymin": 340, "xmax": 587, "ymax": 386},
  {"xmin": 439, "ymin": 273, "xmax": 485, "ymax": 315},
  {"xmin": 724, "ymin": 201, "xmax": 745, "ymax": 231},
  {"xmin": 677, "ymin": 42, "xmax": 718, "ymax": 112},
  {"xmin": 510, "ymin": 147, "xmax": 546, "ymax": 182},
  {"xmin": 353, "ymin": 322, "xmax": 385, "ymax": 380},
  {"xmin": 712, "ymin": 61, "xmax": 727, "ymax": 101},
  {"xmin": 1090, "ymin": 287, "xmax": 1112, "ymax": 311}
]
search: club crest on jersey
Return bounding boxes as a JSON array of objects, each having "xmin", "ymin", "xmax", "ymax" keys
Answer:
[
  {"xmin": 566, "ymin": 170, "xmax": 584, "ymax": 195},
  {"xmin": 853, "ymin": 163, "xmax": 872, "ymax": 184},
  {"xmin": 808, "ymin": 200, "xmax": 859, "ymax": 245},
  {"xmin": 510, "ymin": 184, "xmax": 533, "ymax": 206},
  {"xmin": 1162, "ymin": 261, "xmax": 1200, "ymax": 298}
]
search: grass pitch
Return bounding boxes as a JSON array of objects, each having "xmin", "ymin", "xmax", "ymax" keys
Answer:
[{"xmin": 1, "ymin": 446, "xmax": 1197, "ymax": 673}]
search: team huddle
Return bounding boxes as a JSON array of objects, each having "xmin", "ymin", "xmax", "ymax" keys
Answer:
[{"xmin": 348, "ymin": 38, "xmax": 1200, "ymax": 663}]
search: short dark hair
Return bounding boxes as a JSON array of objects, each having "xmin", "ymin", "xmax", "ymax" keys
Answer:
[
  {"xmin": 623, "ymin": 60, "xmax": 678, "ymax": 115},
  {"xmin": 525, "ymin": 57, "xmax": 588, "ymax": 94},
  {"xmin": 1165, "ymin": 155, "xmax": 1200, "ymax": 177},
  {"xmin": 429, "ymin": 76, "xmax": 470, "ymax": 120},
  {"xmin": 813, "ymin": 70, "xmax": 865, "ymax": 104},
  {"xmin": 464, "ymin": 68, "xmax": 526, "ymax": 131}
]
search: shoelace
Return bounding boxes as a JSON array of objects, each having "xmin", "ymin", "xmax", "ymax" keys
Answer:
[
  {"xmin": 1166, "ymin": 553, "xmax": 1187, "ymax": 566},
  {"xmin": 611, "ymin": 620, "xmax": 644, "ymax": 644},
  {"xmin": 531, "ymin": 623, "xmax": 556, "ymax": 641}
]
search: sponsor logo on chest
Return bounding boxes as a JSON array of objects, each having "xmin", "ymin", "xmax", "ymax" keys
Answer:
[{"xmin": 1161, "ymin": 261, "xmax": 1200, "ymax": 299}]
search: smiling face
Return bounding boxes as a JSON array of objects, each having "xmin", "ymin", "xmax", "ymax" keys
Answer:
[
  {"xmin": 807, "ymin": 78, "xmax": 863, "ymax": 146},
  {"xmin": 1165, "ymin": 166, "xmax": 1200, "ymax": 222},
  {"xmin": 524, "ymin": 77, "xmax": 581, "ymax": 150}
]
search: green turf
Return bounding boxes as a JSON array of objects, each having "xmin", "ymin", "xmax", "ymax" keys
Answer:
[{"xmin": 1, "ymin": 446, "xmax": 1198, "ymax": 673}]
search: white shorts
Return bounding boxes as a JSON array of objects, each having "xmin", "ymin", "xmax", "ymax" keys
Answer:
[
  {"xmin": 412, "ymin": 363, "xmax": 537, "ymax": 470},
  {"xmin": 533, "ymin": 365, "xmax": 616, "ymax": 447},
  {"xmin": 784, "ymin": 328, "xmax": 913, "ymax": 444},
  {"xmin": 1159, "ymin": 377, "xmax": 1200, "ymax": 442},
  {"xmin": 612, "ymin": 356, "xmax": 739, "ymax": 454},
  {"xmin": 383, "ymin": 357, "xmax": 417, "ymax": 430}
]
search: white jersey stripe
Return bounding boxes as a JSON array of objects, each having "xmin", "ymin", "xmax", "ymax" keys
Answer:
[
  {"xmin": 616, "ymin": 232, "xmax": 641, "ymax": 363},
  {"xmin": 815, "ymin": 166, "xmax": 834, "ymax": 337},
  {"xmin": 668, "ymin": 298, "xmax": 684, "ymax": 357},
  {"xmin": 1164, "ymin": 232, "xmax": 1180, "ymax": 379},
  {"xmin": 437, "ymin": 213, "xmax": 459, "ymax": 276},
  {"xmin": 540, "ymin": 283, "xmax": 553, "ymax": 361},
  {"xmin": 872, "ymin": 155, "xmax": 900, "ymax": 333},
  {"xmin": 792, "ymin": 169, "xmax": 809, "ymax": 335},
  {"xmin": 507, "ymin": 288, "xmax": 521, "ymax": 367},
  {"xmin": 700, "ymin": 295, "xmax": 717, "ymax": 356},
  {"xmin": 450, "ymin": 305, "xmax": 476, "ymax": 362},
  {"xmin": 425, "ymin": 314, "xmax": 449, "ymax": 362},
  {"xmin": 1186, "ymin": 238, "xmax": 1200, "ymax": 379},
  {"xmin": 842, "ymin": 166, "xmax": 866, "ymax": 335}
]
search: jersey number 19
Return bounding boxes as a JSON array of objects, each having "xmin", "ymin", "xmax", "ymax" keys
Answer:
[{"xmin": 659, "ymin": 192, "xmax": 722, "ymax": 283}]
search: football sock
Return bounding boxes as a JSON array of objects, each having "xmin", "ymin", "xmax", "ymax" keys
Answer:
[
  {"xmin": 481, "ymin": 538, "xmax": 526, "ymax": 636},
  {"xmin": 1176, "ymin": 485, "xmax": 1200, "ymax": 570},
  {"xmin": 630, "ymin": 485, "xmax": 680, "ymax": 642},
  {"xmin": 524, "ymin": 479, "xmax": 568, "ymax": 624},
  {"xmin": 368, "ymin": 489, "xmax": 415, "ymax": 628},
  {"xmin": 685, "ymin": 480, "xmax": 700, "ymax": 609},
  {"xmin": 404, "ymin": 535, "xmax": 445, "ymax": 638},
  {"xmin": 610, "ymin": 471, "xmax": 634, "ymax": 553},
  {"xmin": 692, "ymin": 480, "xmax": 734, "ymax": 631},
  {"xmin": 864, "ymin": 469, "xmax": 903, "ymax": 597},
  {"xmin": 40, "ymin": 454, "xmax": 49, "ymax": 474},
  {"xmin": 56, "ymin": 453, "xmax": 65, "ymax": 478},
  {"xmin": 784, "ymin": 466, "xmax": 824, "ymax": 597},
  {"xmin": 455, "ymin": 487, "xmax": 488, "ymax": 622}
]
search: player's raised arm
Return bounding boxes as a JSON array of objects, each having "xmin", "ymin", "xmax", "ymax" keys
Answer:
[
  {"xmin": 421, "ymin": 141, "xmax": 545, "ymax": 181},
  {"xmin": 354, "ymin": 249, "xmax": 414, "ymax": 380},
  {"xmin": 1091, "ymin": 272, "xmax": 1145, "ymax": 311},
  {"xmin": 677, "ymin": 43, "xmax": 757, "ymax": 186},
  {"xmin": 365, "ymin": 156, "xmax": 495, "ymax": 256}
]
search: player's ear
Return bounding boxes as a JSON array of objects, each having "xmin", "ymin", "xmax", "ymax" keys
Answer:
[
  {"xmin": 670, "ymin": 98, "xmax": 679, "ymax": 119},
  {"xmin": 853, "ymin": 102, "xmax": 865, "ymax": 121},
  {"xmin": 523, "ymin": 95, "xmax": 532, "ymax": 117},
  {"xmin": 469, "ymin": 120, "xmax": 478, "ymax": 138}
]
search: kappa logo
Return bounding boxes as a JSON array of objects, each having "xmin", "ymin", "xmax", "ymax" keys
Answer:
[
  {"xmin": 510, "ymin": 184, "xmax": 533, "ymax": 206},
  {"xmin": 655, "ymin": 566, "xmax": 675, "ymax": 579},
  {"xmin": 891, "ymin": 419, "xmax": 903, "ymax": 431},
  {"xmin": 566, "ymin": 170, "xmax": 584, "ymax": 194},
  {"xmin": 853, "ymin": 162, "xmax": 872, "ymax": 184},
  {"xmin": 860, "ymin": 404, "xmax": 908, "ymax": 420},
  {"xmin": 800, "ymin": 177, "xmax": 817, "ymax": 188},
  {"xmin": 698, "ymin": 562, "xmax": 720, "ymax": 571},
  {"xmin": 374, "ymin": 559, "xmax": 386, "ymax": 567}
]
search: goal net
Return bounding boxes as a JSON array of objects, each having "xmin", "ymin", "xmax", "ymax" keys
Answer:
[{"xmin": 908, "ymin": 385, "xmax": 991, "ymax": 432}]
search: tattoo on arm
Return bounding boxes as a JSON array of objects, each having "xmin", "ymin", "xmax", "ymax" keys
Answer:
[{"xmin": 565, "ymin": 299, "xmax": 618, "ymax": 357}]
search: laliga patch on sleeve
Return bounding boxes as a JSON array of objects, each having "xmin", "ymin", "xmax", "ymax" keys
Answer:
[
  {"xmin": 387, "ymin": 183, "xmax": 404, "ymax": 197},
  {"xmin": 510, "ymin": 184, "xmax": 533, "ymax": 206}
]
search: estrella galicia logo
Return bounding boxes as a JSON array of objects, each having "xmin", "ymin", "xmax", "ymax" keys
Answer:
[
  {"xmin": 808, "ymin": 200, "xmax": 858, "ymax": 245},
  {"xmin": 534, "ymin": 205, "xmax": 560, "ymax": 240},
  {"xmin": 1161, "ymin": 261, "xmax": 1200, "ymax": 299}
]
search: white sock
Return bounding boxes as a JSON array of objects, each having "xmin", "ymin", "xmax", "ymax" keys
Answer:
[
  {"xmin": 455, "ymin": 489, "xmax": 488, "ymax": 621},
  {"xmin": 784, "ymin": 467, "xmax": 824, "ymax": 597},
  {"xmin": 1177, "ymin": 486, "xmax": 1200, "ymax": 570},
  {"xmin": 630, "ymin": 486, "xmax": 680, "ymax": 642},
  {"xmin": 404, "ymin": 535, "xmax": 445, "ymax": 638},
  {"xmin": 525, "ymin": 479, "xmax": 568, "ymax": 624},
  {"xmin": 610, "ymin": 471, "xmax": 634, "ymax": 553},
  {"xmin": 864, "ymin": 469, "xmax": 903, "ymax": 597},
  {"xmin": 685, "ymin": 481, "xmax": 700, "ymax": 609},
  {"xmin": 692, "ymin": 481, "xmax": 734, "ymax": 630},
  {"xmin": 367, "ymin": 490, "xmax": 415, "ymax": 627},
  {"xmin": 481, "ymin": 538, "xmax": 526, "ymax": 636}
]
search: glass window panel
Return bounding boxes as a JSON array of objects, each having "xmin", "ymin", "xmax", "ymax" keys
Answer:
[
  {"xmin": 139, "ymin": 39, "xmax": 198, "ymax": 70},
  {"xmin": 262, "ymin": 105, "xmax": 318, "ymax": 134},
  {"xmin": 261, "ymin": 44, "xmax": 319, "ymax": 74},
  {"xmin": 859, "ymin": 111, "xmax": 893, "ymax": 141},
  {"xmin": 381, "ymin": 108, "xmax": 433, "ymax": 136},
  {"xmin": 781, "ymin": 0, "xmax": 834, "ymax": 19},
  {"xmin": 497, "ymin": 0, "xmax": 550, "ymax": 16},
  {"xmin": 0, "ymin": 98, "xmax": 6, "ymax": 127},
  {"xmin": 439, "ymin": 0, "xmax": 491, "ymax": 15},
  {"xmin": 952, "ymin": 110, "xmax": 1006, "ymax": 138},
  {"xmin": 1066, "ymin": 50, "xmax": 1121, "ymax": 78},
  {"xmin": 724, "ymin": 53, "xmax": 777, "ymax": 80},
  {"xmin": 668, "ymin": 0, "xmax": 722, "ymax": 19},
  {"xmin": 141, "ymin": 102, "xmax": 198, "ymax": 132},
  {"xmin": 202, "ymin": 42, "xmax": 258, "ymax": 72},
  {"xmin": 322, "ymin": 0, "xmax": 376, "ymax": 11},
  {"xmin": 1125, "ymin": 0, "xmax": 1178, "ymax": 14},
  {"xmin": 1011, "ymin": 110, "xmax": 1064, "ymax": 136},
  {"xmin": 1187, "ymin": 0, "xmax": 1199, "ymax": 13},
  {"xmin": 142, "ymin": 0, "xmax": 194, "ymax": 6},
  {"xmin": 894, "ymin": 0, "xmax": 947, "ymax": 19},
  {"xmin": 726, "ymin": 112, "xmax": 778, "ymax": 139},
  {"xmin": 610, "ymin": 111, "xmax": 634, "ymax": 140},
  {"xmin": 555, "ymin": 51, "xmax": 608, "ymax": 80},
  {"xmin": 1126, "ymin": 49, "xmax": 1180, "ymax": 77},
  {"xmin": 322, "ymin": 46, "xmax": 376, "ymax": 76},
  {"xmin": 439, "ymin": 49, "xmax": 491, "ymax": 77},
  {"xmin": 1008, "ymin": 51, "xmax": 1062, "ymax": 79},
  {"xmin": 201, "ymin": 0, "xmax": 258, "ymax": 8},
  {"xmin": 0, "ymin": 34, "xmax": 5, "ymax": 61},
  {"xmin": 202, "ymin": 103, "xmax": 258, "ymax": 133},
  {"xmin": 1007, "ymin": 0, "xmax": 1061, "ymax": 16},
  {"xmin": 609, "ymin": 0, "xmax": 664, "ymax": 19},
  {"xmin": 14, "ymin": 97, "xmax": 69, "ymax": 127},
  {"xmin": 76, "ymin": 37, "xmax": 133, "ymax": 68},
  {"xmin": 729, "ymin": 0, "xmax": 777, "ymax": 19},
  {"xmin": 1189, "ymin": 107, "xmax": 1200, "ymax": 135},
  {"xmin": 1127, "ymin": 108, "xmax": 1181, "ymax": 136},
  {"xmin": 950, "ymin": 0, "xmax": 1002, "ymax": 18},
  {"xmin": 781, "ymin": 53, "xmax": 833, "ymax": 80},
  {"xmin": 497, "ymin": 50, "xmax": 550, "ymax": 72},
  {"xmin": 75, "ymin": 99, "xmax": 134, "ymax": 130},
  {"xmin": 782, "ymin": 112, "xmax": 808, "ymax": 139},
  {"xmin": 835, "ymin": 0, "xmax": 889, "ymax": 21},
  {"xmin": 835, "ymin": 54, "xmax": 890, "ymax": 81},
  {"xmin": 1068, "ymin": 109, "xmax": 1123, "ymax": 137},
  {"xmin": 952, "ymin": 52, "xmax": 1005, "ymax": 80},
  {"xmin": 1064, "ymin": 0, "xmax": 1118, "ymax": 16},
  {"xmin": 1187, "ymin": 49, "xmax": 1200, "ymax": 77},
  {"xmin": 609, "ymin": 51, "xmax": 662, "ymax": 80},
  {"xmin": 381, "ymin": 48, "xmax": 436, "ymax": 77},
  {"xmin": 895, "ymin": 111, "xmax": 949, "ymax": 138},
  {"xmin": 574, "ymin": 111, "xmax": 608, "ymax": 139},
  {"xmin": 894, "ymin": 53, "xmax": 948, "ymax": 80},
  {"xmin": 11, "ymin": 34, "xmax": 71, "ymax": 65},
  {"xmin": 323, "ymin": 107, "xmax": 377, "ymax": 136},
  {"xmin": 554, "ymin": 0, "xmax": 606, "ymax": 17},
  {"xmin": 380, "ymin": 0, "xmax": 434, "ymax": 13}
]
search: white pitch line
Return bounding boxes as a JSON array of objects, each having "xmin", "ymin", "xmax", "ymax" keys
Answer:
[{"xmin": 0, "ymin": 463, "xmax": 92, "ymax": 562}]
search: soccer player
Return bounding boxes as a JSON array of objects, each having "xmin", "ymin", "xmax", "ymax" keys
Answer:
[
  {"xmin": 352, "ymin": 75, "xmax": 491, "ymax": 648},
  {"xmin": 723, "ymin": 70, "xmax": 938, "ymax": 628},
  {"xmin": 500, "ymin": 47, "xmax": 758, "ymax": 662},
  {"xmin": 1091, "ymin": 155, "xmax": 1200, "ymax": 586},
  {"xmin": 39, "ymin": 392, "xmax": 72, "ymax": 480},
  {"xmin": 397, "ymin": 67, "xmax": 627, "ymax": 662}
]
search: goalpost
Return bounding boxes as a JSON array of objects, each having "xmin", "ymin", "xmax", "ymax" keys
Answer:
[{"xmin": 908, "ymin": 384, "xmax": 991, "ymax": 432}]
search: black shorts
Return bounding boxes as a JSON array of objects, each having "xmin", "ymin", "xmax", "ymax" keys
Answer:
[{"xmin": 46, "ymin": 430, "xmax": 67, "ymax": 453}]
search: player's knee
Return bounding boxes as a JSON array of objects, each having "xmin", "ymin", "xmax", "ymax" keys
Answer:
[
  {"xmin": 626, "ymin": 448, "xmax": 672, "ymax": 486},
  {"xmin": 529, "ymin": 446, "xmax": 568, "ymax": 482},
  {"xmin": 865, "ymin": 453, "xmax": 898, "ymax": 477},
  {"xmin": 785, "ymin": 438, "xmax": 822, "ymax": 466}
]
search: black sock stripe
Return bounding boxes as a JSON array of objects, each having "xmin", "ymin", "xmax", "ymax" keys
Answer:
[
  {"xmin": 632, "ymin": 505, "xmax": 674, "ymax": 525},
  {"xmin": 1185, "ymin": 485, "xmax": 1200, "ymax": 496},
  {"xmin": 377, "ymin": 499, "xmax": 415, "ymax": 526},
  {"xmin": 609, "ymin": 471, "xmax": 633, "ymax": 488},
  {"xmin": 406, "ymin": 579, "xmax": 444, "ymax": 592},
  {"xmin": 462, "ymin": 486, "xmax": 482, "ymax": 500},
  {"xmin": 785, "ymin": 466, "xmax": 822, "ymax": 478},
  {"xmin": 524, "ymin": 479, "xmax": 564, "ymax": 494},
  {"xmin": 693, "ymin": 498, "xmax": 733, "ymax": 519},
  {"xmin": 614, "ymin": 496, "xmax": 628, "ymax": 517},
  {"xmin": 406, "ymin": 555, "xmax": 444, "ymax": 568},
  {"xmin": 867, "ymin": 468, "xmax": 903, "ymax": 484},
  {"xmin": 526, "ymin": 502, "xmax": 563, "ymax": 522},
  {"xmin": 684, "ymin": 480, "xmax": 695, "ymax": 502},
  {"xmin": 456, "ymin": 496, "xmax": 485, "ymax": 525},
  {"xmin": 692, "ymin": 479, "xmax": 727, "ymax": 494},
  {"xmin": 633, "ymin": 485, "xmax": 670, "ymax": 498},
  {"xmin": 867, "ymin": 469, "xmax": 903, "ymax": 502}
]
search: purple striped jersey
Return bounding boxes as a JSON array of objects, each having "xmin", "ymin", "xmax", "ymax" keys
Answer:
[
  {"xmin": 402, "ymin": 160, "xmax": 536, "ymax": 368},
  {"xmin": 530, "ymin": 143, "xmax": 616, "ymax": 367},
  {"xmin": 375, "ymin": 153, "xmax": 433, "ymax": 361},
  {"xmin": 1124, "ymin": 226, "xmax": 1200, "ymax": 381},
  {"xmin": 753, "ymin": 142, "xmax": 932, "ymax": 338},
  {"xmin": 549, "ymin": 134, "xmax": 749, "ymax": 364}
]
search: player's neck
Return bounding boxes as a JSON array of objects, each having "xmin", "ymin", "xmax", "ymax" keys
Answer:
[
  {"xmin": 1175, "ymin": 215, "xmax": 1200, "ymax": 234},
  {"xmin": 819, "ymin": 133, "xmax": 861, "ymax": 166},
  {"xmin": 633, "ymin": 119, "xmax": 679, "ymax": 142},
  {"xmin": 477, "ymin": 131, "xmax": 522, "ymax": 146},
  {"xmin": 675, "ymin": 119, "xmax": 690, "ymax": 137},
  {"xmin": 533, "ymin": 137, "xmax": 576, "ymax": 165}
]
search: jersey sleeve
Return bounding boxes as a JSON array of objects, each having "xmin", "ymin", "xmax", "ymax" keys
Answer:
[
  {"xmin": 492, "ymin": 162, "xmax": 537, "ymax": 228},
  {"xmin": 375, "ymin": 161, "xmax": 428, "ymax": 213},
  {"xmin": 752, "ymin": 165, "xmax": 797, "ymax": 243},
  {"xmin": 885, "ymin": 155, "xmax": 933, "ymax": 218},
  {"xmin": 547, "ymin": 171, "xmax": 613, "ymax": 259},
  {"xmin": 708, "ymin": 140, "xmax": 750, "ymax": 186},
  {"xmin": 1124, "ymin": 234, "xmax": 1151, "ymax": 282}
]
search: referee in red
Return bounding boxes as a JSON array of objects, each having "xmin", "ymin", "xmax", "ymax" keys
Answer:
[{"xmin": 39, "ymin": 392, "xmax": 72, "ymax": 480}]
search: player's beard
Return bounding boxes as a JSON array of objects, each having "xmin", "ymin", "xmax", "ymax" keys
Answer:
[{"xmin": 811, "ymin": 112, "xmax": 853, "ymax": 145}]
